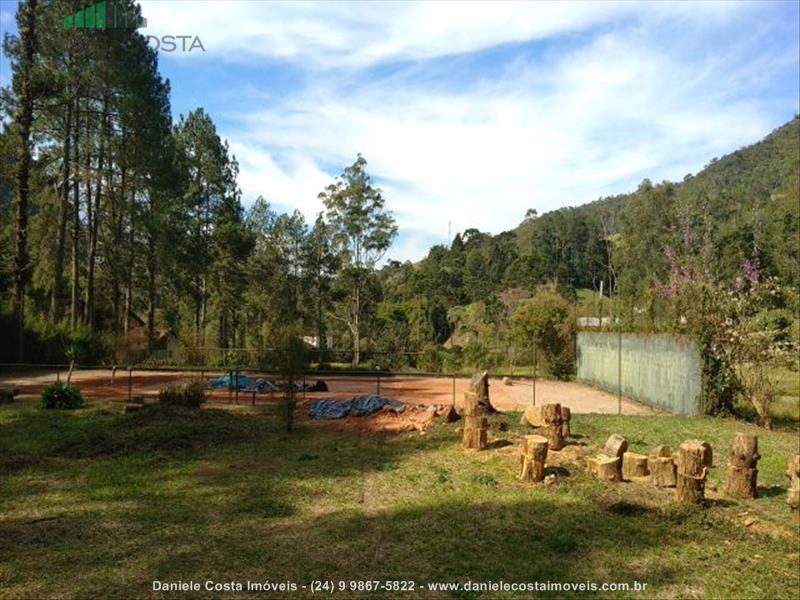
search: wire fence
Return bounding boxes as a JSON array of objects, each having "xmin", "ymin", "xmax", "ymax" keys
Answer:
[{"xmin": 0, "ymin": 362, "xmax": 552, "ymax": 411}]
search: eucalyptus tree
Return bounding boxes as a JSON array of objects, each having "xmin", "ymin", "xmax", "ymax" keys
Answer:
[{"xmin": 319, "ymin": 154, "xmax": 397, "ymax": 365}]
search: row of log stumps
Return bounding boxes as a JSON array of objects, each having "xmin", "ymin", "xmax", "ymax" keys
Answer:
[
  {"xmin": 588, "ymin": 437, "xmax": 713, "ymax": 504},
  {"xmin": 459, "ymin": 381, "xmax": 797, "ymax": 516},
  {"xmin": 585, "ymin": 433, "xmax": 777, "ymax": 506}
]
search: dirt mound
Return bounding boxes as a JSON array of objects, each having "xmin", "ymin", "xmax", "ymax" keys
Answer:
[{"xmin": 305, "ymin": 403, "xmax": 443, "ymax": 434}]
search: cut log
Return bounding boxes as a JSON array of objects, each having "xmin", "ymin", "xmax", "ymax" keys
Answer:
[
  {"xmin": 469, "ymin": 370, "xmax": 496, "ymax": 413},
  {"xmin": 725, "ymin": 434, "xmax": 759, "ymax": 499},
  {"xmin": 521, "ymin": 405, "xmax": 544, "ymax": 427},
  {"xmin": 650, "ymin": 457, "xmax": 677, "ymax": 488},
  {"xmin": 675, "ymin": 440, "xmax": 708, "ymax": 504},
  {"xmin": 561, "ymin": 406, "xmax": 571, "ymax": 438},
  {"xmin": 649, "ymin": 445, "xmax": 672, "ymax": 459},
  {"xmin": 541, "ymin": 403, "xmax": 564, "ymax": 451},
  {"xmin": 729, "ymin": 433, "xmax": 759, "ymax": 468},
  {"xmin": 622, "ymin": 452, "xmax": 649, "ymax": 480},
  {"xmin": 787, "ymin": 454, "xmax": 800, "ymax": 519},
  {"xmin": 462, "ymin": 415, "xmax": 488, "ymax": 450},
  {"xmin": 725, "ymin": 465, "xmax": 758, "ymax": 499},
  {"xmin": 686, "ymin": 439, "xmax": 713, "ymax": 467},
  {"xmin": 587, "ymin": 455, "xmax": 620, "ymax": 482},
  {"xmin": 519, "ymin": 435, "xmax": 549, "ymax": 482},
  {"xmin": 603, "ymin": 433, "xmax": 628, "ymax": 459},
  {"xmin": 462, "ymin": 391, "xmax": 480, "ymax": 416}
]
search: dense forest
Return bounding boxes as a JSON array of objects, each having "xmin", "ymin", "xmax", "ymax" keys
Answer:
[{"xmin": 1, "ymin": 0, "xmax": 798, "ymax": 408}]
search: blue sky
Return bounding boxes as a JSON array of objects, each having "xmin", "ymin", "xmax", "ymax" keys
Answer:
[{"xmin": 2, "ymin": 0, "xmax": 799, "ymax": 261}]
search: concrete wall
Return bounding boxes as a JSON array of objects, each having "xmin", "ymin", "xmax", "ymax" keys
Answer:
[{"xmin": 576, "ymin": 332, "xmax": 702, "ymax": 415}]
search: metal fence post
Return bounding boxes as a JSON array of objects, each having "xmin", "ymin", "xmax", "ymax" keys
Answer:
[
  {"xmin": 532, "ymin": 332, "xmax": 537, "ymax": 407},
  {"xmin": 128, "ymin": 366, "xmax": 132, "ymax": 402},
  {"xmin": 618, "ymin": 326, "xmax": 622, "ymax": 415}
]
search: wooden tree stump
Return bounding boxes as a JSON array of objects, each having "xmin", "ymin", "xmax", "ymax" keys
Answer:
[
  {"xmin": 462, "ymin": 415, "xmax": 488, "ymax": 450},
  {"xmin": 541, "ymin": 403, "xmax": 564, "ymax": 450},
  {"xmin": 587, "ymin": 455, "xmax": 620, "ymax": 481},
  {"xmin": 675, "ymin": 441, "xmax": 708, "ymax": 504},
  {"xmin": 470, "ymin": 370, "xmax": 496, "ymax": 413},
  {"xmin": 687, "ymin": 439, "xmax": 713, "ymax": 467},
  {"xmin": 647, "ymin": 446, "xmax": 675, "ymax": 487},
  {"xmin": 462, "ymin": 391, "xmax": 480, "ymax": 416},
  {"xmin": 561, "ymin": 406, "xmax": 571, "ymax": 438},
  {"xmin": 650, "ymin": 457, "xmax": 677, "ymax": 487},
  {"xmin": 785, "ymin": 454, "xmax": 799, "ymax": 520},
  {"xmin": 519, "ymin": 435, "xmax": 549, "ymax": 482},
  {"xmin": 622, "ymin": 452, "xmax": 649, "ymax": 480},
  {"xmin": 604, "ymin": 433, "xmax": 628, "ymax": 459},
  {"xmin": 725, "ymin": 433, "xmax": 759, "ymax": 499},
  {"xmin": 521, "ymin": 405, "xmax": 543, "ymax": 427}
]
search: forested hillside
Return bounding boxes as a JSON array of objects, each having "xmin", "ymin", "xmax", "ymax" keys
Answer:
[{"xmin": 0, "ymin": 1, "xmax": 797, "ymax": 392}]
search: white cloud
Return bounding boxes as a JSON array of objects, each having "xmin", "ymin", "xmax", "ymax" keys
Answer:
[
  {"xmin": 139, "ymin": 0, "xmax": 747, "ymax": 66},
  {"xmin": 139, "ymin": 0, "xmax": 798, "ymax": 261}
]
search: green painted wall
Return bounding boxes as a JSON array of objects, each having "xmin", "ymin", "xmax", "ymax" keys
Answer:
[{"xmin": 576, "ymin": 332, "xmax": 702, "ymax": 415}]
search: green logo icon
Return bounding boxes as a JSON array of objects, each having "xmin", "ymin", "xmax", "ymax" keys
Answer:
[{"xmin": 63, "ymin": 1, "xmax": 147, "ymax": 30}]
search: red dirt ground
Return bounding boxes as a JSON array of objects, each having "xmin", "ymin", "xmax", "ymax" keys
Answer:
[{"xmin": 1, "ymin": 368, "xmax": 656, "ymax": 434}]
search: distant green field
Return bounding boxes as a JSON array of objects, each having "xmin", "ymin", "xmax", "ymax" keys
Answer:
[{"xmin": 1, "ymin": 399, "xmax": 798, "ymax": 599}]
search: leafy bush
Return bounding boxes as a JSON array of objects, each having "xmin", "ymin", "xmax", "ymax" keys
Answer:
[
  {"xmin": 41, "ymin": 382, "xmax": 84, "ymax": 409},
  {"xmin": 441, "ymin": 346, "xmax": 463, "ymax": 373},
  {"xmin": 158, "ymin": 379, "xmax": 208, "ymax": 407},
  {"xmin": 417, "ymin": 342, "xmax": 443, "ymax": 372},
  {"xmin": 511, "ymin": 289, "xmax": 576, "ymax": 380}
]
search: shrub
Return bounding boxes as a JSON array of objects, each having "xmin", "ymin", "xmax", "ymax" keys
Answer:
[
  {"xmin": 510, "ymin": 289, "xmax": 576, "ymax": 380},
  {"xmin": 158, "ymin": 379, "xmax": 208, "ymax": 407},
  {"xmin": 41, "ymin": 382, "xmax": 84, "ymax": 410},
  {"xmin": 441, "ymin": 346, "xmax": 463, "ymax": 373},
  {"xmin": 417, "ymin": 343, "xmax": 442, "ymax": 372}
]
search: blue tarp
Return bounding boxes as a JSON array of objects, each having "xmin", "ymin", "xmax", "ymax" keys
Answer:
[
  {"xmin": 208, "ymin": 372, "xmax": 279, "ymax": 393},
  {"xmin": 308, "ymin": 395, "xmax": 407, "ymax": 419}
]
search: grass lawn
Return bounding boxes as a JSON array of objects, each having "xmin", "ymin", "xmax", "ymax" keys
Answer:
[{"xmin": 1, "ymin": 400, "xmax": 798, "ymax": 599}]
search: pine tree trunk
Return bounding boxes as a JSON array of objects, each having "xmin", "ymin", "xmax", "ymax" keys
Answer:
[
  {"xmin": 70, "ymin": 95, "xmax": 82, "ymax": 330},
  {"xmin": 675, "ymin": 441, "xmax": 708, "ymax": 504},
  {"xmin": 12, "ymin": 0, "xmax": 37, "ymax": 362},
  {"xmin": 85, "ymin": 97, "xmax": 106, "ymax": 329},
  {"xmin": 725, "ymin": 433, "xmax": 759, "ymax": 499},
  {"xmin": 519, "ymin": 435, "xmax": 548, "ymax": 482},
  {"xmin": 52, "ymin": 99, "xmax": 71, "ymax": 324},
  {"xmin": 82, "ymin": 115, "xmax": 93, "ymax": 325},
  {"xmin": 352, "ymin": 284, "xmax": 360, "ymax": 366}
]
